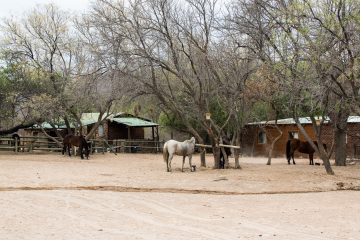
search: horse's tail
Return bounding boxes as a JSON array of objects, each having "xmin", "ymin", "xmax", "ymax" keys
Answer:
[
  {"xmin": 163, "ymin": 142, "xmax": 169, "ymax": 163},
  {"xmin": 286, "ymin": 140, "xmax": 291, "ymax": 161}
]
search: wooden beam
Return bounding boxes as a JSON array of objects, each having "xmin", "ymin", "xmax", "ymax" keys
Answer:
[{"xmin": 195, "ymin": 143, "xmax": 241, "ymax": 149}]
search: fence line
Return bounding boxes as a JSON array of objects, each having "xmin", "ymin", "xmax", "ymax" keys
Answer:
[
  {"xmin": 0, "ymin": 136, "xmax": 242, "ymax": 154},
  {"xmin": 0, "ymin": 136, "xmax": 164, "ymax": 154}
]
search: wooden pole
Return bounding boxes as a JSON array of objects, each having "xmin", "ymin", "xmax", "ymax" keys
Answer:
[
  {"xmin": 195, "ymin": 143, "xmax": 240, "ymax": 149},
  {"xmin": 15, "ymin": 138, "xmax": 18, "ymax": 153}
]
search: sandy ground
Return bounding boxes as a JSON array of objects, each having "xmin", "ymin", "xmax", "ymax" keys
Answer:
[{"xmin": 0, "ymin": 152, "xmax": 359, "ymax": 240}]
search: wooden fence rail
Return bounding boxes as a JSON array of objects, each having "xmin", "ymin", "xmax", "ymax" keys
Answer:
[
  {"xmin": 195, "ymin": 143, "xmax": 241, "ymax": 149},
  {"xmin": 0, "ymin": 136, "xmax": 164, "ymax": 154},
  {"xmin": 1, "ymin": 136, "xmax": 242, "ymax": 156}
]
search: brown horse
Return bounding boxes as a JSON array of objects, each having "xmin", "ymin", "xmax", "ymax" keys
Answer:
[
  {"xmin": 62, "ymin": 134, "xmax": 89, "ymax": 159},
  {"xmin": 286, "ymin": 139, "xmax": 326, "ymax": 165},
  {"xmin": 219, "ymin": 136, "xmax": 232, "ymax": 169}
]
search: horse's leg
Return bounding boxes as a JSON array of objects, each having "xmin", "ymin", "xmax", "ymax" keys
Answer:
[
  {"xmin": 288, "ymin": 149, "xmax": 291, "ymax": 164},
  {"xmin": 292, "ymin": 152, "xmax": 296, "ymax": 164},
  {"xmin": 168, "ymin": 153, "xmax": 173, "ymax": 172},
  {"xmin": 79, "ymin": 145, "xmax": 84, "ymax": 159},
  {"xmin": 62, "ymin": 145, "xmax": 66, "ymax": 155},
  {"xmin": 182, "ymin": 155, "xmax": 185, "ymax": 172},
  {"xmin": 165, "ymin": 156, "xmax": 169, "ymax": 172},
  {"xmin": 288, "ymin": 150, "xmax": 294, "ymax": 164},
  {"xmin": 309, "ymin": 153, "xmax": 314, "ymax": 165},
  {"xmin": 188, "ymin": 155, "xmax": 193, "ymax": 172},
  {"xmin": 182, "ymin": 156, "xmax": 186, "ymax": 172},
  {"xmin": 67, "ymin": 144, "xmax": 71, "ymax": 157}
]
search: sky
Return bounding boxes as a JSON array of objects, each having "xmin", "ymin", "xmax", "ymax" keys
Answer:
[{"xmin": 0, "ymin": 0, "xmax": 91, "ymax": 19}]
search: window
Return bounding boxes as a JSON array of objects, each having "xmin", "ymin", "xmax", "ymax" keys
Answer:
[
  {"xmin": 258, "ymin": 131, "xmax": 267, "ymax": 144},
  {"xmin": 288, "ymin": 131, "xmax": 299, "ymax": 139},
  {"xmin": 98, "ymin": 125, "xmax": 104, "ymax": 137}
]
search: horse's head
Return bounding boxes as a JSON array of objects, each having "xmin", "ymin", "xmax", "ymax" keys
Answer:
[
  {"xmin": 222, "ymin": 135, "xmax": 230, "ymax": 144},
  {"xmin": 323, "ymin": 143, "xmax": 327, "ymax": 151},
  {"xmin": 80, "ymin": 136, "xmax": 90, "ymax": 159}
]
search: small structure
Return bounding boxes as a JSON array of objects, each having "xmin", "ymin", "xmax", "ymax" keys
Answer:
[
  {"xmin": 22, "ymin": 122, "xmax": 69, "ymax": 138},
  {"xmin": 22, "ymin": 112, "xmax": 159, "ymax": 141},
  {"xmin": 242, "ymin": 116, "xmax": 360, "ymax": 159},
  {"xmin": 81, "ymin": 112, "xmax": 159, "ymax": 141},
  {"xmin": 81, "ymin": 112, "xmax": 160, "ymax": 153},
  {"xmin": 0, "ymin": 112, "xmax": 160, "ymax": 154}
]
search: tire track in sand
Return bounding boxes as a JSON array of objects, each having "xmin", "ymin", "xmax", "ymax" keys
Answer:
[{"xmin": 0, "ymin": 185, "xmax": 359, "ymax": 194}]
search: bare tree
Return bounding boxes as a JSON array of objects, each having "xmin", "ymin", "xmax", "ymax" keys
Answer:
[
  {"xmin": 0, "ymin": 4, "xmax": 72, "ymax": 137},
  {"xmin": 226, "ymin": 0, "xmax": 357, "ymax": 174},
  {"xmin": 298, "ymin": 0, "xmax": 360, "ymax": 166},
  {"xmin": 89, "ymin": 0, "xmax": 253, "ymax": 168},
  {"xmin": 73, "ymin": 1, "xmax": 146, "ymax": 140},
  {"xmin": 0, "ymin": 3, "xmax": 130, "ymax": 142}
]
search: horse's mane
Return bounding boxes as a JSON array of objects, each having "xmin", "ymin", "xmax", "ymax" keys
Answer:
[{"xmin": 185, "ymin": 137, "xmax": 195, "ymax": 144}]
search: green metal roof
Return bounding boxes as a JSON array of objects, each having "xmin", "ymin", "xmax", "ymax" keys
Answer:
[
  {"xmin": 80, "ymin": 112, "xmax": 128, "ymax": 126},
  {"xmin": 30, "ymin": 113, "xmax": 158, "ymax": 129},
  {"xmin": 31, "ymin": 122, "xmax": 69, "ymax": 129},
  {"xmin": 247, "ymin": 116, "xmax": 360, "ymax": 125},
  {"xmin": 111, "ymin": 117, "xmax": 159, "ymax": 127}
]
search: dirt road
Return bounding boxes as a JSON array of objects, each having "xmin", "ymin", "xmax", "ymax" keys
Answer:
[{"xmin": 0, "ymin": 153, "xmax": 359, "ymax": 239}]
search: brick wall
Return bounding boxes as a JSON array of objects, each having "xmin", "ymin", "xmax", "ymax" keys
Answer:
[
  {"xmin": 242, "ymin": 123, "xmax": 360, "ymax": 159},
  {"xmin": 347, "ymin": 123, "xmax": 360, "ymax": 158}
]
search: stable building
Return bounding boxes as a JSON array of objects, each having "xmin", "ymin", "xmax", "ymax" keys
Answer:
[
  {"xmin": 242, "ymin": 116, "xmax": 360, "ymax": 159},
  {"xmin": 81, "ymin": 112, "xmax": 159, "ymax": 141}
]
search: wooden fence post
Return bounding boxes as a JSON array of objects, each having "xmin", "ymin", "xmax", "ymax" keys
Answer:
[{"xmin": 14, "ymin": 139, "xmax": 18, "ymax": 153}]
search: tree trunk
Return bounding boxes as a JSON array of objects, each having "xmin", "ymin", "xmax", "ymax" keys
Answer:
[
  {"xmin": 295, "ymin": 120, "xmax": 334, "ymax": 175},
  {"xmin": 0, "ymin": 121, "xmax": 38, "ymax": 135},
  {"xmin": 40, "ymin": 127, "xmax": 63, "ymax": 147},
  {"xmin": 267, "ymin": 126, "xmax": 283, "ymax": 165},
  {"xmin": 334, "ymin": 127, "xmax": 347, "ymax": 166},
  {"xmin": 329, "ymin": 105, "xmax": 349, "ymax": 166},
  {"xmin": 208, "ymin": 129, "xmax": 220, "ymax": 168},
  {"xmin": 320, "ymin": 151, "xmax": 335, "ymax": 175},
  {"xmin": 234, "ymin": 131, "xmax": 241, "ymax": 169},
  {"xmin": 186, "ymin": 127, "xmax": 206, "ymax": 167},
  {"xmin": 205, "ymin": 121, "xmax": 220, "ymax": 168},
  {"xmin": 213, "ymin": 146, "xmax": 221, "ymax": 169},
  {"xmin": 200, "ymin": 148, "xmax": 206, "ymax": 167},
  {"xmin": 64, "ymin": 116, "xmax": 73, "ymax": 135}
]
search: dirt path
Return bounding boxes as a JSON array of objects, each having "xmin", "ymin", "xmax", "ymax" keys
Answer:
[
  {"xmin": 0, "ymin": 153, "xmax": 359, "ymax": 239},
  {"xmin": 1, "ymin": 190, "xmax": 359, "ymax": 240}
]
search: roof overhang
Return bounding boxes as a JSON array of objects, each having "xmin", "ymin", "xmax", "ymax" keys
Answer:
[
  {"xmin": 247, "ymin": 116, "xmax": 360, "ymax": 125},
  {"xmin": 111, "ymin": 117, "xmax": 159, "ymax": 127}
]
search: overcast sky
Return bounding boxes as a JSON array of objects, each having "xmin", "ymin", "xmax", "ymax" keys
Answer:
[{"xmin": 0, "ymin": 0, "xmax": 91, "ymax": 19}]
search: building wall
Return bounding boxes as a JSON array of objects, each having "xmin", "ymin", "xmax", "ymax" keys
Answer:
[
  {"xmin": 241, "ymin": 123, "xmax": 360, "ymax": 159},
  {"xmin": 107, "ymin": 121, "xmax": 144, "ymax": 140},
  {"xmin": 107, "ymin": 121, "xmax": 127, "ymax": 139},
  {"xmin": 85, "ymin": 121, "xmax": 146, "ymax": 140},
  {"xmin": 347, "ymin": 123, "xmax": 360, "ymax": 158}
]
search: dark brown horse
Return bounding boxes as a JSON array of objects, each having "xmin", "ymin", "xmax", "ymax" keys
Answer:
[
  {"xmin": 286, "ymin": 139, "xmax": 326, "ymax": 165},
  {"xmin": 62, "ymin": 134, "xmax": 89, "ymax": 159},
  {"xmin": 219, "ymin": 136, "xmax": 232, "ymax": 169}
]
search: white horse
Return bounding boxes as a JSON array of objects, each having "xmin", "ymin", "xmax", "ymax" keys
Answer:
[{"xmin": 163, "ymin": 137, "xmax": 196, "ymax": 172}]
